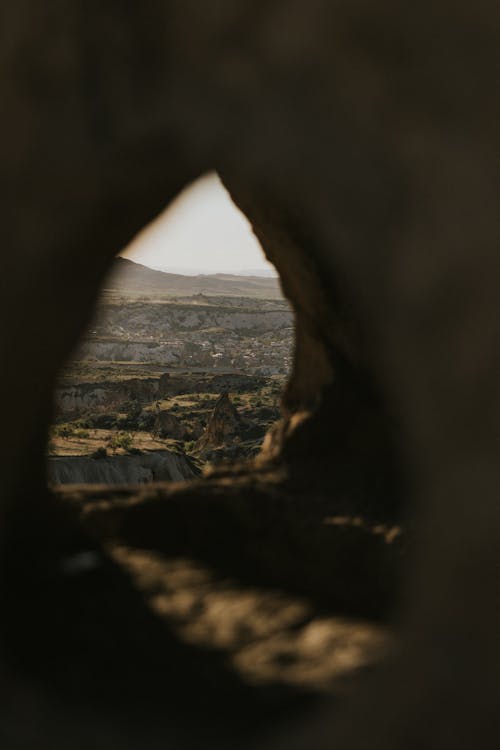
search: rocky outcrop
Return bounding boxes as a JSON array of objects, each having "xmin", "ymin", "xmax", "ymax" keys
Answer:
[
  {"xmin": 152, "ymin": 410, "xmax": 189, "ymax": 440},
  {"xmin": 55, "ymin": 378, "xmax": 159, "ymax": 416},
  {"xmin": 158, "ymin": 372, "xmax": 173, "ymax": 398},
  {"xmin": 55, "ymin": 385, "xmax": 110, "ymax": 414},
  {"xmin": 86, "ymin": 301, "xmax": 292, "ymax": 339},
  {"xmin": 76, "ymin": 339, "xmax": 180, "ymax": 364},
  {"xmin": 48, "ymin": 451, "xmax": 199, "ymax": 485},
  {"xmin": 196, "ymin": 392, "xmax": 241, "ymax": 452},
  {"xmin": 55, "ymin": 373, "xmax": 270, "ymax": 419}
]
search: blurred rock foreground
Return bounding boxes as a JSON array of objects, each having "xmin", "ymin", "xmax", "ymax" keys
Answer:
[{"xmin": 2, "ymin": 2, "xmax": 500, "ymax": 749}]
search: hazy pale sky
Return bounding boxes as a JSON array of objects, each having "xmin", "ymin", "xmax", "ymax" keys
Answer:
[{"xmin": 121, "ymin": 173, "xmax": 275, "ymax": 276}]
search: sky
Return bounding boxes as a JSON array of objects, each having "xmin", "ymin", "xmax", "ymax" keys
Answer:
[{"xmin": 121, "ymin": 173, "xmax": 276, "ymax": 276}]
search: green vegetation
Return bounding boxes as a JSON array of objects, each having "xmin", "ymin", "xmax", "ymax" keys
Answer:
[
  {"xmin": 53, "ymin": 423, "xmax": 75, "ymax": 439},
  {"xmin": 74, "ymin": 429, "xmax": 90, "ymax": 439},
  {"xmin": 52, "ymin": 419, "xmax": 93, "ymax": 439},
  {"xmin": 108, "ymin": 431, "xmax": 134, "ymax": 453},
  {"xmin": 48, "ymin": 375, "xmax": 284, "ymax": 468}
]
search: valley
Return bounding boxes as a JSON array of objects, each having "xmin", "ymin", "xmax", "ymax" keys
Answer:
[{"xmin": 48, "ymin": 258, "xmax": 294, "ymax": 484}]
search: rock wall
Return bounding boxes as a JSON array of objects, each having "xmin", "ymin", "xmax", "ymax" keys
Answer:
[
  {"xmin": 55, "ymin": 378, "xmax": 160, "ymax": 416},
  {"xmin": 91, "ymin": 304, "xmax": 292, "ymax": 336},
  {"xmin": 48, "ymin": 452, "xmax": 199, "ymax": 485},
  {"xmin": 1, "ymin": 2, "xmax": 500, "ymax": 750},
  {"xmin": 75, "ymin": 340, "xmax": 180, "ymax": 364}
]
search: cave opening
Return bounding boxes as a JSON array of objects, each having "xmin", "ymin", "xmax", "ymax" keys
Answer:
[
  {"xmin": 47, "ymin": 173, "xmax": 295, "ymax": 488},
  {"xmin": 5, "ymin": 163, "xmax": 406, "ymax": 749},
  {"xmin": 3, "ymin": 3, "xmax": 498, "ymax": 747}
]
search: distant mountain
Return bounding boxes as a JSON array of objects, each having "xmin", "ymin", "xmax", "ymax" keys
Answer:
[
  {"xmin": 235, "ymin": 268, "xmax": 278, "ymax": 278},
  {"xmin": 150, "ymin": 265, "xmax": 278, "ymax": 278},
  {"xmin": 103, "ymin": 258, "xmax": 283, "ymax": 299}
]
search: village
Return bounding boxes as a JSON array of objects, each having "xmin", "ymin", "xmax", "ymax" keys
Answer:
[{"xmin": 48, "ymin": 263, "xmax": 294, "ymax": 484}]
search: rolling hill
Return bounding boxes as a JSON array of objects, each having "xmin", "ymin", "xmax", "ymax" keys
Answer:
[{"xmin": 104, "ymin": 258, "xmax": 283, "ymax": 299}]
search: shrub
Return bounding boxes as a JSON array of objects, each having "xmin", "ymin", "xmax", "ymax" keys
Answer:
[
  {"xmin": 53, "ymin": 423, "xmax": 75, "ymax": 438},
  {"xmin": 74, "ymin": 429, "xmax": 90, "ymax": 439},
  {"xmin": 114, "ymin": 416, "xmax": 133, "ymax": 430},
  {"xmin": 74, "ymin": 418, "xmax": 93, "ymax": 429},
  {"xmin": 53, "ymin": 419, "xmax": 93, "ymax": 439},
  {"xmin": 109, "ymin": 431, "xmax": 134, "ymax": 453},
  {"xmin": 91, "ymin": 446, "xmax": 108, "ymax": 460},
  {"xmin": 93, "ymin": 413, "xmax": 117, "ymax": 429}
]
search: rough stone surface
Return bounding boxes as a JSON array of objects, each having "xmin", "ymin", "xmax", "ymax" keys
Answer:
[
  {"xmin": 48, "ymin": 451, "xmax": 199, "ymax": 485},
  {"xmin": 196, "ymin": 392, "xmax": 241, "ymax": 452},
  {"xmin": 1, "ymin": 2, "xmax": 500, "ymax": 749},
  {"xmin": 55, "ymin": 378, "xmax": 160, "ymax": 416},
  {"xmin": 152, "ymin": 409, "xmax": 189, "ymax": 441}
]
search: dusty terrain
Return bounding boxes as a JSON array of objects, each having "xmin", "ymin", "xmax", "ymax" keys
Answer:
[{"xmin": 48, "ymin": 260, "xmax": 293, "ymax": 484}]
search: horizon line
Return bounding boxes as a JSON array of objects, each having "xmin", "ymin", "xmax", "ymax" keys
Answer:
[{"xmin": 118, "ymin": 255, "xmax": 279, "ymax": 278}]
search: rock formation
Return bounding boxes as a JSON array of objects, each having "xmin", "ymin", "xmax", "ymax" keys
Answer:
[
  {"xmin": 158, "ymin": 373, "xmax": 172, "ymax": 398},
  {"xmin": 1, "ymin": 2, "xmax": 500, "ymax": 750},
  {"xmin": 196, "ymin": 392, "xmax": 241, "ymax": 452},
  {"xmin": 152, "ymin": 409, "xmax": 189, "ymax": 440},
  {"xmin": 48, "ymin": 451, "xmax": 199, "ymax": 485},
  {"xmin": 55, "ymin": 378, "xmax": 159, "ymax": 416}
]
